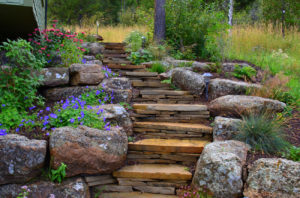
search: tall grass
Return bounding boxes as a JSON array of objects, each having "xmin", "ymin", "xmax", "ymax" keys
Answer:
[
  {"xmin": 227, "ymin": 24, "xmax": 300, "ymax": 101},
  {"xmin": 65, "ymin": 25, "xmax": 148, "ymax": 43}
]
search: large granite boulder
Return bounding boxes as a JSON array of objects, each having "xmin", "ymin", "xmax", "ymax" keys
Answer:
[
  {"xmin": 50, "ymin": 126, "xmax": 128, "ymax": 177},
  {"xmin": 92, "ymin": 104, "xmax": 133, "ymax": 136},
  {"xmin": 40, "ymin": 67, "xmax": 69, "ymax": 87},
  {"xmin": 0, "ymin": 177, "xmax": 90, "ymax": 198},
  {"xmin": 192, "ymin": 140, "xmax": 249, "ymax": 198},
  {"xmin": 82, "ymin": 42, "xmax": 104, "ymax": 56},
  {"xmin": 0, "ymin": 134, "xmax": 47, "ymax": 185},
  {"xmin": 209, "ymin": 78, "xmax": 261, "ymax": 100},
  {"xmin": 69, "ymin": 64, "xmax": 104, "ymax": 85},
  {"xmin": 244, "ymin": 158, "xmax": 300, "ymax": 198},
  {"xmin": 172, "ymin": 69, "xmax": 205, "ymax": 95},
  {"xmin": 43, "ymin": 86, "xmax": 98, "ymax": 101},
  {"xmin": 100, "ymin": 77, "xmax": 132, "ymax": 103},
  {"xmin": 213, "ymin": 116, "xmax": 243, "ymax": 141},
  {"xmin": 209, "ymin": 95, "xmax": 286, "ymax": 117}
]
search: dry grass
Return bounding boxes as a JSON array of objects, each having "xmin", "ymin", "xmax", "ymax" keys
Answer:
[{"xmin": 64, "ymin": 25, "xmax": 149, "ymax": 43}]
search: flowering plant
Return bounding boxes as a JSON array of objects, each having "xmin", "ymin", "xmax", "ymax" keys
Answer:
[{"xmin": 28, "ymin": 20, "xmax": 86, "ymax": 66}]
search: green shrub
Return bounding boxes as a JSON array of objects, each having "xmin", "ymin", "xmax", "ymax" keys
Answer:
[
  {"xmin": 148, "ymin": 63, "xmax": 166, "ymax": 74},
  {"xmin": 0, "ymin": 39, "xmax": 45, "ymax": 110},
  {"xmin": 283, "ymin": 146, "xmax": 300, "ymax": 162},
  {"xmin": 128, "ymin": 49, "xmax": 153, "ymax": 65},
  {"xmin": 49, "ymin": 163, "xmax": 67, "ymax": 183},
  {"xmin": 161, "ymin": 78, "xmax": 178, "ymax": 90},
  {"xmin": 234, "ymin": 114, "xmax": 289, "ymax": 154},
  {"xmin": 170, "ymin": 49, "xmax": 197, "ymax": 60},
  {"xmin": 125, "ymin": 31, "xmax": 147, "ymax": 52},
  {"xmin": 60, "ymin": 39, "xmax": 84, "ymax": 67},
  {"xmin": 233, "ymin": 65, "xmax": 257, "ymax": 80},
  {"xmin": 147, "ymin": 44, "xmax": 168, "ymax": 60}
]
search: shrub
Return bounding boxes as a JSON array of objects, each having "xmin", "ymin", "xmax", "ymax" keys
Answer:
[
  {"xmin": 0, "ymin": 39, "xmax": 45, "ymax": 110},
  {"xmin": 60, "ymin": 39, "xmax": 84, "ymax": 67},
  {"xmin": 148, "ymin": 63, "xmax": 166, "ymax": 74},
  {"xmin": 127, "ymin": 49, "xmax": 153, "ymax": 65},
  {"xmin": 234, "ymin": 113, "xmax": 289, "ymax": 154},
  {"xmin": 283, "ymin": 146, "xmax": 300, "ymax": 162},
  {"xmin": 147, "ymin": 43, "xmax": 168, "ymax": 60},
  {"xmin": 124, "ymin": 31, "xmax": 147, "ymax": 52},
  {"xmin": 165, "ymin": 0, "xmax": 229, "ymax": 61},
  {"xmin": 233, "ymin": 65, "xmax": 257, "ymax": 80}
]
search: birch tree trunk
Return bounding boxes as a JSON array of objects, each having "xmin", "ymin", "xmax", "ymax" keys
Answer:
[
  {"xmin": 154, "ymin": 0, "xmax": 166, "ymax": 43},
  {"xmin": 228, "ymin": 0, "xmax": 234, "ymax": 26}
]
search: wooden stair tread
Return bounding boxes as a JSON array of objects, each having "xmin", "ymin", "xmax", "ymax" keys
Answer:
[
  {"xmin": 140, "ymin": 90, "xmax": 191, "ymax": 96},
  {"xmin": 125, "ymin": 72, "xmax": 158, "ymax": 77},
  {"xmin": 133, "ymin": 103, "xmax": 207, "ymax": 111},
  {"xmin": 134, "ymin": 122, "xmax": 212, "ymax": 133},
  {"xmin": 107, "ymin": 64, "xmax": 146, "ymax": 69},
  {"xmin": 129, "ymin": 138, "xmax": 210, "ymax": 153},
  {"xmin": 101, "ymin": 192, "xmax": 177, "ymax": 198},
  {"xmin": 113, "ymin": 164, "xmax": 192, "ymax": 180}
]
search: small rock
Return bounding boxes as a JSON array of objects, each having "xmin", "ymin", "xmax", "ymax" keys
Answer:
[
  {"xmin": 213, "ymin": 116, "xmax": 243, "ymax": 141},
  {"xmin": 50, "ymin": 126, "xmax": 128, "ymax": 177},
  {"xmin": 209, "ymin": 78, "xmax": 261, "ymax": 100},
  {"xmin": 0, "ymin": 134, "xmax": 47, "ymax": 185},
  {"xmin": 0, "ymin": 177, "xmax": 90, "ymax": 198},
  {"xmin": 209, "ymin": 95, "xmax": 286, "ymax": 117},
  {"xmin": 69, "ymin": 64, "xmax": 104, "ymax": 86},
  {"xmin": 244, "ymin": 158, "xmax": 300, "ymax": 198},
  {"xmin": 192, "ymin": 140, "xmax": 249, "ymax": 198},
  {"xmin": 100, "ymin": 78, "xmax": 132, "ymax": 103},
  {"xmin": 43, "ymin": 86, "xmax": 98, "ymax": 101},
  {"xmin": 82, "ymin": 42, "xmax": 104, "ymax": 56},
  {"xmin": 172, "ymin": 69, "xmax": 205, "ymax": 95},
  {"xmin": 39, "ymin": 67, "xmax": 69, "ymax": 87}
]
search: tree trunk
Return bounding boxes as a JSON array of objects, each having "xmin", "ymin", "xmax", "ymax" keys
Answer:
[
  {"xmin": 228, "ymin": 0, "xmax": 234, "ymax": 26},
  {"xmin": 154, "ymin": 0, "xmax": 166, "ymax": 43}
]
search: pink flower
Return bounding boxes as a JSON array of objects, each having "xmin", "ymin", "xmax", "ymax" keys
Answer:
[
  {"xmin": 81, "ymin": 48, "xmax": 86, "ymax": 52},
  {"xmin": 28, "ymin": 34, "xmax": 32, "ymax": 36},
  {"xmin": 41, "ymin": 47, "xmax": 46, "ymax": 50},
  {"xmin": 28, "ymin": 38, "xmax": 32, "ymax": 42},
  {"xmin": 81, "ymin": 32, "xmax": 85, "ymax": 34},
  {"xmin": 37, "ymin": 42, "xmax": 41, "ymax": 45},
  {"xmin": 47, "ymin": 54, "xmax": 50, "ymax": 57},
  {"xmin": 53, "ymin": 19, "xmax": 58, "ymax": 23},
  {"xmin": 60, "ymin": 44, "xmax": 64, "ymax": 47},
  {"xmin": 52, "ymin": 24, "xmax": 57, "ymax": 28}
]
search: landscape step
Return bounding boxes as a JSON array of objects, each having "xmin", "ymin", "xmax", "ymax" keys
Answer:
[
  {"xmin": 125, "ymin": 72, "xmax": 158, "ymax": 77},
  {"xmin": 101, "ymin": 192, "xmax": 177, "ymax": 198},
  {"xmin": 134, "ymin": 122, "xmax": 212, "ymax": 133},
  {"xmin": 133, "ymin": 103, "xmax": 207, "ymax": 111},
  {"xmin": 113, "ymin": 164, "xmax": 192, "ymax": 180},
  {"xmin": 140, "ymin": 90, "xmax": 191, "ymax": 96},
  {"xmin": 107, "ymin": 64, "xmax": 146, "ymax": 70},
  {"xmin": 129, "ymin": 138, "xmax": 210, "ymax": 153}
]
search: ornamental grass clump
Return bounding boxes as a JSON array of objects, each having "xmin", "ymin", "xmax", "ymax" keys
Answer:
[{"xmin": 234, "ymin": 113, "xmax": 290, "ymax": 154}]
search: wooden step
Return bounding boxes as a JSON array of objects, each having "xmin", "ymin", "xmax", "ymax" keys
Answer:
[
  {"xmin": 125, "ymin": 72, "xmax": 158, "ymax": 77},
  {"xmin": 131, "ymin": 80, "xmax": 170, "ymax": 88},
  {"xmin": 129, "ymin": 139, "xmax": 209, "ymax": 153},
  {"xmin": 134, "ymin": 122, "xmax": 212, "ymax": 133},
  {"xmin": 140, "ymin": 90, "xmax": 190, "ymax": 96},
  {"xmin": 103, "ymin": 59, "xmax": 131, "ymax": 64},
  {"xmin": 113, "ymin": 164, "xmax": 192, "ymax": 180},
  {"xmin": 104, "ymin": 49, "xmax": 126, "ymax": 54},
  {"xmin": 133, "ymin": 103, "xmax": 207, "ymax": 111},
  {"xmin": 104, "ymin": 54, "xmax": 128, "ymax": 58},
  {"xmin": 107, "ymin": 64, "xmax": 146, "ymax": 70},
  {"xmin": 101, "ymin": 192, "xmax": 177, "ymax": 198}
]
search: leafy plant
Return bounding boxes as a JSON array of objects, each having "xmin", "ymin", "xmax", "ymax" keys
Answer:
[
  {"xmin": 49, "ymin": 163, "xmax": 67, "ymax": 183},
  {"xmin": 161, "ymin": 78, "xmax": 178, "ymax": 90},
  {"xmin": 60, "ymin": 39, "xmax": 84, "ymax": 67},
  {"xmin": 148, "ymin": 63, "xmax": 166, "ymax": 74},
  {"xmin": 177, "ymin": 185, "xmax": 213, "ymax": 198},
  {"xmin": 283, "ymin": 146, "xmax": 300, "ymax": 162},
  {"xmin": 233, "ymin": 65, "xmax": 257, "ymax": 80},
  {"xmin": 119, "ymin": 102, "xmax": 132, "ymax": 110},
  {"xmin": 17, "ymin": 186, "xmax": 31, "ymax": 198},
  {"xmin": 128, "ymin": 49, "xmax": 153, "ymax": 65},
  {"xmin": 234, "ymin": 113, "xmax": 289, "ymax": 154},
  {"xmin": 125, "ymin": 31, "xmax": 147, "ymax": 52},
  {"xmin": 0, "ymin": 39, "xmax": 45, "ymax": 110},
  {"xmin": 178, "ymin": 62, "xmax": 193, "ymax": 68},
  {"xmin": 128, "ymin": 136, "xmax": 135, "ymax": 142},
  {"xmin": 147, "ymin": 44, "xmax": 168, "ymax": 60}
]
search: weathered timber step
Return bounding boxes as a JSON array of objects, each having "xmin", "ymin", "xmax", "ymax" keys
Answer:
[
  {"xmin": 103, "ymin": 59, "xmax": 131, "ymax": 65},
  {"xmin": 140, "ymin": 89, "xmax": 191, "ymax": 96},
  {"xmin": 107, "ymin": 64, "xmax": 146, "ymax": 70},
  {"xmin": 129, "ymin": 139, "xmax": 209, "ymax": 154},
  {"xmin": 113, "ymin": 164, "xmax": 192, "ymax": 180},
  {"xmin": 101, "ymin": 192, "xmax": 178, "ymax": 198},
  {"xmin": 103, "ymin": 49, "xmax": 126, "ymax": 54},
  {"xmin": 134, "ymin": 122, "xmax": 212, "ymax": 133},
  {"xmin": 133, "ymin": 103, "xmax": 207, "ymax": 111},
  {"xmin": 104, "ymin": 53, "xmax": 128, "ymax": 58},
  {"xmin": 125, "ymin": 72, "xmax": 158, "ymax": 77},
  {"xmin": 131, "ymin": 80, "xmax": 170, "ymax": 88},
  {"xmin": 102, "ymin": 42, "xmax": 126, "ymax": 50}
]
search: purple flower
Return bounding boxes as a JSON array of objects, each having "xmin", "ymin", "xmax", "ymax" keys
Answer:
[
  {"xmin": 51, "ymin": 128, "xmax": 56, "ymax": 131},
  {"xmin": 58, "ymin": 109, "xmax": 61, "ymax": 112},
  {"xmin": 0, "ymin": 129, "xmax": 7, "ymax": 135},
  {"xmin": 43, "ymin": 121, "xmax": 49, "ymax": 126},
  {"xmin": 50, "ymin": 113, "xmax": 57, "ymax": 119},
  {"xmin": 46, "ymin": 107, "xmax": 51, "ymax": 111},
  {"xmin": 70, "ymin": 118, "xmax": 75, "ymax": 123},
  {"xmin": 29, "ymin": 106, "xmax": 36, "ymax": 111},
  {"xmin": 16, "ymin": 128, "xmax": 20, "ymax": 132},
  {"xmin": 105, "ymin": 72, "xmax": 109, "ymax": 78},
  {"xmin": 19, "ymin": 124, "xmax": 24, "ymax": 127},
  {"xmin": 46, "ymin": 132, "xmax": 49, "ymax": 136},
  {"xmin": 1, "ymin": 104, "xmax": 5, "ymax": 107},
  {"xmin": 96, "ymin": 90, "xmax": 100, "ymax": 95},
  {"xmin": 86, "ymin": 86, "xmax": 89, "ymax": 88}
]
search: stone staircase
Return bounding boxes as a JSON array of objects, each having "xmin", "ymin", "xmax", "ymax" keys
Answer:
[{"xmin": 99, "ymin": 43, "xmax": 213, "ymax": 197}]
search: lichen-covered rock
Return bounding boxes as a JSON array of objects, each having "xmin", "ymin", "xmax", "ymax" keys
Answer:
[
  {"xmin": 209, "ymin": 95, "xmax": 286, "ymax": 117},
  {"xmin": 244, "ymin": 158, "xmax": 300, "ymax": 198},
  {"xmin": 69, "ymin": 64, "xmax": 104, "ymax": 85},
  {"xmin": 209, "ymin": 78, "xmax": 261, "ymax": 100},
  {"xmin": 172, "ymin": 69, "xmax": 205, "ymax": 95},
  {"xmin": 92, "ymin": 104, "xmax": 133, "ymax": 136},
  {"xmin": 50, "ymin": 126, "xmax": 128, "ymax": 177},
  {"xmin": 82, "ymin": 42, "xmax": 104, "ymax": 56},
  {"xmin": 213, "ymin": 116, "xmax": 243, "ymax": 141},
  {"xmin": 100, "ymin": 77, "xmax": 132, "ymax": 103},
  {"xmin": 192, "ymin": 140, "xmax": 249, "ymax": 198},
  {"xmin": 0, "ymin": 177, "xmax": 90, "ymax": 198},
  {"xmin": 43, "ymin": 86, "xmax": 98, "ymax": 101},
  {"xmin": 39, "ymin": 67, "xmax": 69, "ymax": 87},
  {"xmin": 0, "ymin": 134, "xmax": 47, "ymax": 185}
]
